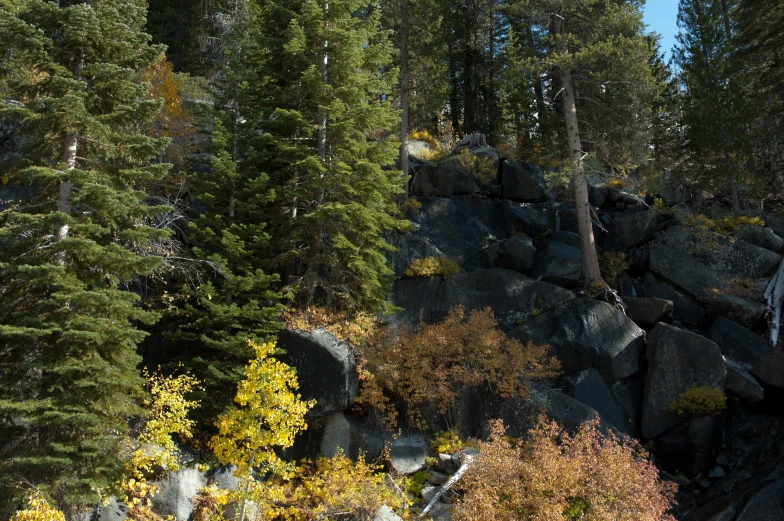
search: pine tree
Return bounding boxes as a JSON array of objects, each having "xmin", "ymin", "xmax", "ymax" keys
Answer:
[
  {"xmin": 0, "ymin": 0, "xmax": 170, "ymax": 514},
  {"xmin": 673, "ymin": 0, "xmax": 744, "ymax": 209},
  {"xmin": 246, "ymin": 0, "xmax": 406, "ymax": 312}
]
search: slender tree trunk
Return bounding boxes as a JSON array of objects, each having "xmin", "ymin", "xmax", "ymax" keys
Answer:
[
  {"xmin": 55, "ymin": 49, "xmax": 85, "ymax": 250},
  {"xmin": 553, "ymin": 12, "xmax": 602, "ymax": 287},
  {"xmin": 317, "ymin": 2, "xmax": 328, "ymax": 166},
  {"xmin": 399, "ymin": 0, "xmax": 410, "ymax": 199},
  {"xmin": 719, "ymin": 0, "xmax": 741, "ymax": 214}
]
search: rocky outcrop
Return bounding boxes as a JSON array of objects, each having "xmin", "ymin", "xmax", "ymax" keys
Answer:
[
  {"xmin": 501, "ymin": 159, "xmax": 550, "ymax": 202},
  {"xmin": 704, "ymin": 294, "xmax": 766, "ymax": 330},
  {"xmin": 407, "ymin": 197, "xmax": 549, "ymax": 266},
  {"xmin": 530, "ymin": 240, "xmax": 583, "ymax": 289},
  {"xmin": 655, "ymin": 417, "xmax": 716, "ymax": 477},
  {"xmin": 429, "ymin": 269, "xmax": 575, "ymax": 331},
  {"xmin": 641, "ymin": 324, "xmax": 727, "ymax": 439},
  {"xmin": 710, "ymin": 317, "xmax": 784, "ymax": 389},
  {"xmin": 562, "ymin": 369, "xmax": 636, "ymax": 435},
  {"xmin": 411, "ymin": 165, "xmax": 480, "ymax": 197},
  {"xmin": 604, "ymin": 207, "xmax": 657, "ymax": 251},
  {"xmin": 483, "ymin": 236, "xmax": 537, "ymax": 273},
  {"xmin": 150, "ymin": 468, "xmax": 208, "ymax": 521},
  {"xmin": 725, "ymin": 359, "xmax": 764, "ymax": 402},
  {"xmin": 643, "ymin": 272, "xmax": 705, "ymax": 325},
  {"xmin": 278, "ymin": 329, "xmax": 359, "ymax": 418},
  {"xmin": 734, "ymin": 479, "xmax": 784, "ymax": 521},
  {"xmin": 511, "ymin": 298, "xmax": 645, "ymax": 383},
  {"xmin": 735, "ymin": 226, "xmax": 784, "ymax": 254},
  {"xmin": 624, "ymin": 297, "xmax": 673, "ymax": 329}
]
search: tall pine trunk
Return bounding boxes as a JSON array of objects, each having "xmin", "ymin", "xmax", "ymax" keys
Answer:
[
  {"xmin": 721, "ymin": 0, "xmax": 741, "ymax": 214},
  {"xmin": 554, "ymin": 12, "xmax": 602, "ymax": 287},
  {"xmin": 399, "ymin": 0, "xmax": 410, "ymax": 199}
]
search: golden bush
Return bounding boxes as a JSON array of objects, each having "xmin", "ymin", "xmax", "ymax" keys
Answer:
[
  {"xmin": 283, "ymin": 306, "xmax": 380, "ymax": 347},
  {"xmin": 456, "ymin": 419, "xmax": 677, "ymax": 521},
  {"xmin": 404, "ymin": 257, "xmax": 460, "ymax": 278},
  {"xmin": 356, "ymin": 306, "xmax": 560, "ymax": 430},
  {"xmin": 667, "ymin": 386, "xmax": 727, "ymax": 417},
  {"xmin": 10, "ymin": 489, "xmax": 66, "ymax": 521}
]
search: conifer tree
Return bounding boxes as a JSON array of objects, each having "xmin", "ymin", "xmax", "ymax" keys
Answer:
[
  {"xmin": 0, "ymin": 0, "xmax": 170, "ymax": 514},
  {"xmin": 673, "ymin": 0, "xmax": 744, "ymax": 209},
  {"xmin": 246, "ymin": 0, "xmax": 406, "ymax": 312}
]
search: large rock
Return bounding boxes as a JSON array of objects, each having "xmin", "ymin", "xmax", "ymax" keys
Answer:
[
  {"xmin": 430, "ymin": 269, "xmax": 575, "ymax": 331},
  {"xmin": 530, "ymin": 240, "xmax": 582, "ymax": 289},
  {"xmin": 80, "ymin": 500, "xmax": 128, "ymax": 521},
  {"xmin": 408, "ymin": 197, "xmax": 549, "ymax": 266},
  {"xmin": 725, "ymin": 359, "xmax": 764, "ymax": 402},
  {"xmin": 641, "ymin": 324, "xmax": 727, "ymax": 439},
  {"xmin": 643, "ymin": 272, "xmax": 705, "ymax": 325},
  {"xmin": 563, "ymin": 369, "xmax": 635, "ymax": 435},
  {"xmin": 349, "ymin": 424, "xmax": 429, "ymax": 474},
  {"xmin": 320, "ymin": 412, "xmax": 353, "ymax": 458},
  {"xmin": 278, "ymin": 329, "xmax": 359, "ymax": 418},
  {"xmin": 483, "ymin": 235, "xmax": 537, "ymax": 273},
  {"xmin": 735, "ymin": 480, "xmax": 784, "ymax": 521},
  {"xmin": 151, "ymin": 468, "xmax": 207, "ymax": 521},
  {"xmin": 655, "ymin": 417, "xmax": 716, "ymax": 477},
  {"xmin": 736, "ymin": 226, "xmax": 784, "ymax": 254},
  {"xmin": 389, "ymin": 276, "xmax": 442, "ymax": 329},
  {"xmin": 710, "ymin": 317, "xmax": 784, "ymax": 389},
  {"xmin": 511, "ymin": 298, "xmax": 645, "ymax": 383},
  {"xmin": 623, "ymin": 297, "xmax": 673, "ymax": 329},
  {"xmin": 649, "ymin": 226, "xmax": 781, "ymax": 300},
  {"xmin": 604, "ymin": 208, "xmax": 657, "ymax": 251},
  {"xmin": 411, "ymin": 165, "xmax": 480, "ymax": 197},
  {"xmin": 611, "ymin": 373, "xmax": 644, "ymax": 427},
  {"xmin": 704, "ymin": 294, "xmax": 766, "ymax": 330},
  {"xmin": 374, "ymin": 506, "xmax": 405, "ymax": 521},
  {"xmin": 659, "ymin": 180, "xmax": 692, "ymax": 206},
  {"xmin": 501, "ymin": 159, "xmax": 550, "ymax": 202}
]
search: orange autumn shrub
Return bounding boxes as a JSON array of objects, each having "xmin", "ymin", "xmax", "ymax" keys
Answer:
[
  {"xmin": 356, "ymin": 306, "xmax": 560, "ymax": 430},
  {"xmin": 457, "ymin": 419, "xmax": 677, "ymax": 521}
]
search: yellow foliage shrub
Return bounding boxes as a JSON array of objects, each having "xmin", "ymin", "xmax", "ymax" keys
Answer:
[
  {"xmin": 284, "ymin": 452, "xmax": 402, "ymax": 521},
  {"xmin": 284, "ymin": 307, "xmax": 380, "ymax": 347},
  {"xmin": 10, "ymin": 489, "xmax": 66, "ymax": 521},
  {"xmin": 667, "ymin": 386, "xmax": 727, "ymax": 416},
  {"xmin": 607, "ymin": 178, "xmax": 629, "ymax": 190},
  {"xmin": 356, "ymin": 306, "xmax": 560, "ymax": 430},
  {"xmin": 457, "ymin": 419, "xmax": 677, "ymax": 521},
  {"xmin": 404, "ymin": 257, "xmax": 460, "ymax": 278},
  {"xmin": 687, "ymin": 213, "xmax": 765, "ymax": 237}
]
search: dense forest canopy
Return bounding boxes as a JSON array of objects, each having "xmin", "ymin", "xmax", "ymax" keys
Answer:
[{"xmin": 1, "ymin": 0, "xmax": 784, "ymax": 519}]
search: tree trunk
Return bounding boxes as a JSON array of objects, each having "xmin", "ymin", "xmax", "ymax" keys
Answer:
[
  {"xmin": 399, "ymin": 0, "xmax": 410, "ymax": 199},
  {"xmin": 55, "ymin": 49, "xmax": 85, "ymax": 248},
  {"xmin": 554, "ymin": 12, "xmax": 602, "ymax": 287}
]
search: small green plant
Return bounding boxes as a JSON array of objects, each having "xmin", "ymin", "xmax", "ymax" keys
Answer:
[
  {"xmin": 564, "ymin": 497, "xmax": 591, "ymax": 520},
  {"xmin": 400, "ymin": 198, "xmax": 422, "ymax": 216},
  {"xmin": 404, "ymin": 470, "xmax": 430, "ymax": 499},
  {"xmin": 599, "ymin": 251, "xmax": 630, "ymax": 289},
  {"xmin": 653, "ymin": 197, "xmax": 674, "ymax": 215},
  {"xmin": 404, "ymin": 257, "xmax": 460, "ymax": 278},
  {"xmin": 667, "ymin": 386, "xmax": 727, "ymax": 416},
  {"xmin": 430, "ymin": 430, "xmax": 466, "ymax": 455}
]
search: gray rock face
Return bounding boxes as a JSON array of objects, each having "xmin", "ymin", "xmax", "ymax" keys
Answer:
[
  {"xmin": 710, "ymin": 317, "xmax": 784, "ymax": 389},
  {"xmin": 483, "ymin": 236, "xmax": 537, "ymax": 273},
  {"xmin": 649, "ymin": 226, "xmax": 781, "ymax": 301},
  {"xmin": 660, "ymin": 180, "xmax": 692, "ymax": 206},
  {"xmin": 320, "ymin": 412, "xmax": 352, "ymax": 458},
  {"xmin": 588, "ymin": 179, "xmax": 609, "ymax": 208},
  {"xmin": 80, "ymin": 500, "xmax": 128, "ymax": 521},
  {"xmin": 278, "ymin": 329, "xmax": 359, "ymax": 418},
  {"xmin": 735, "ymin": 479, "xmax": 784, "ymax": 521},
  {"xmin": 548, "ymin": 231, "xmax": 581, "ymax": 249},
  {"xmin": 411, "ymin": 165, "xmax": 481, "ymax": 197},
  {"xmin": 408, "ymin": 197, "xmax": 549, "ymax": 266},
  {"xmin": 501, "ymin": 159, "xmax": 550, "ymax": 202},
  {"xmin": 655, "ymin": 417, "xmax": 716, "ymax": 477},
  {"xmin": 151, "ymin": 468, "xmax": 207, "ymax": 521},
  {"xmin": 641, "ymin": 324, "xmax": 727, "ymax": 439},
  {"xmin": 604, "ymin": 208, "xmax": 657, "ymax": 251},
  {"xmin": 430, "ymin": 269, "xmax": 575, "ymax": 331},
  {"xmin": 643, "ymin": 272, "xmax": 705, "ymax": 325},
  {"xmin": 386, "ymin": 232, "xmax": 446, "ymax": 278},
  {"xmin": 736, "ymin": 226, "xmax": 784, "ymax": 254},
  {"xmin": 563, "ymin": 369, "xmax": 635, "ymax": 435},
  {"xmin": 624, "ymin": 297, "xmax": 673, "ymax": 329},
  {"xmin": 704, "ymin": 294, "xmax": 767, "ymax": 330},
  {"xmin": 725, "ymin": 359, "xmax": 764, "ymax": 402},
  {"xmin": 511, "ymin": 298, "xmax": 645, "ymax": 383},
  {"xmin": 764, "ymin": 213, "xmax": 784, "ymax": 237},
  {"xmin": 388, "ymin": 436, "xmax": 429, "ymax": 475},
  {"xmin": 611, "ymin": 373, "xmax": 644, "ymax": 426},
  {"xmin": 389, "ymin": 276, "xmax": 442, "ymax": 329},
  {"xmin": 374, "ymin": 505, "xmax": 405, "ymax": 521},
  {"xmin": 0, "ymin": 185, "xmax": 31, "ymax": 211},
  {"xmin": 530, "ymin": 240, "xmax": 583, "ymax": 289}
]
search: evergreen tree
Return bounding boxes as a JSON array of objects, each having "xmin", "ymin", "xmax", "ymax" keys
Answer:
[
  {"xmin": 0, "ymin": 0, "xmax": 170, "ymax": 514},
  {"xmin": 246, "ymin": 0, "xmax": 406, "ymax": 312},
  {"xmin": 673, "ymin": 0, "xmax": 744, "ymax": 209}
]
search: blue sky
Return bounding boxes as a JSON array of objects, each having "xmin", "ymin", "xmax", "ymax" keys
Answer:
[{"xmin": 643, "ymin": 0, "xmax": 680, "ymax": 62}]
